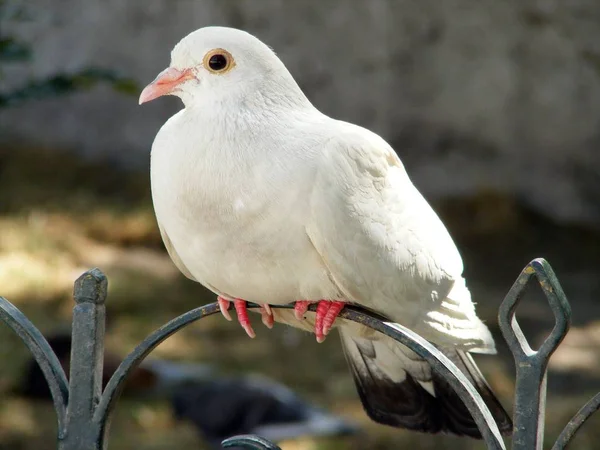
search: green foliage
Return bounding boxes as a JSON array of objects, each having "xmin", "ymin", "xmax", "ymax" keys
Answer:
[
  {"xmin": 0, "ymin": 1, "xmax": 139, "ymax": 109},
  {"xmin": 0, "ymin": 68, "xmax": 140, "ymax": 108},
  {"xmin": 0, "ymin": 37, "xmax": 31, "ymax": 62}
]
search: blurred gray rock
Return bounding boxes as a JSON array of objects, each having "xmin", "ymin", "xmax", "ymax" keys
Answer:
[{"xmin": 2, "ymin": 0, "xmax": 600, "ymax": 226}]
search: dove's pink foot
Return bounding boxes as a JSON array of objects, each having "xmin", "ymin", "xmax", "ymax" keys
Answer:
[
  {"xmin": 217, "ymin": 296, "xmax": 274, "ymax": 338},
  {"xmin": 294, "ymin": 300, "xmax": 312, "ymax": 320},
  {"xmin": 294, "ymin": 300, "xmax": 345, "ymax": 343}
]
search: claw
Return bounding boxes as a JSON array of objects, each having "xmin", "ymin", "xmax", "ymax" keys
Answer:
[
  {"xmin": 218, "ymin": 296, "xmax": 275, "ymax": 337},
  {"xmin": 218, "ymin": 296, "xmax": 232, "ymax": 321},
  {"xmin": 293, "ymin": 300, "xmax": 345, "ymax": 342},
  {"xmin": 294, "ymin": 300, "xmax": 312, "ymax": 320},
  {"xmin": 314, "ymin": 302, "xmax": 330, "ymax": 343},
  {"xmin": 315, "ymin": 300, "xmax": 345, "ymax": 343},
  {"xmin": 234, "ymin": 299, "xmax": 255, "ymax": 338},
  {"xmin": 221, "ymin": 296, "xmax": 343, "ymax": 342},
  {"xmin": 322, "ymin": 302, "xmax": 345, "ymax": 336},
  {"xmin": 260, "ymin": 305, "xmax": 274, "ymax": 329}
]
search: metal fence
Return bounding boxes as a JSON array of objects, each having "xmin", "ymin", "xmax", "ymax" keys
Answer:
[{"xmin": 0, "ymin": 258, "xmax": 598, "ymax": 450}]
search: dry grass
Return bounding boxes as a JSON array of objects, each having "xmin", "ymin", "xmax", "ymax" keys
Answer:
[{"xmin": 0, "ymin": 145, "xmax": 599, "ymax": 449}]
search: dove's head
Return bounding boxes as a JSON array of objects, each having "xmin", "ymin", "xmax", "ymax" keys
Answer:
[{"xmin": 139, "ymin": 26, "xmax": 308, "ymax": 109}]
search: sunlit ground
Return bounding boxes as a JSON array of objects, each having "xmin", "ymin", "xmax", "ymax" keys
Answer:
[{"xmin": 0, "ymin": 145, "xmax": 599, "ymax": 449}]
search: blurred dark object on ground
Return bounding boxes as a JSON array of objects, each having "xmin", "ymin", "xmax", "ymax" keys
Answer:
[{"xmin": 172, "ymin": 375, "xmax": 359, "ymax": 449}]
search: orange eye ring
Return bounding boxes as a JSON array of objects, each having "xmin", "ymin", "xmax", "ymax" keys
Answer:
[{"xmin": 203, "ymin": 48, "xmax": 235, "ymax": 74}]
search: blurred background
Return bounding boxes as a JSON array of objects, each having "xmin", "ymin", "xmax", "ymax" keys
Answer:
[{"xmin": 1, "ymin": 1, "xmax": 599, "ymax": 449}]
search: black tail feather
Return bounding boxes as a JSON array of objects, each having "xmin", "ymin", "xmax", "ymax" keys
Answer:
[{"xmin": 341, "ymin": 330, "xmax": 512, "ymax": 439}]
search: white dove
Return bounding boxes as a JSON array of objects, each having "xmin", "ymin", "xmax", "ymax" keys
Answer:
[{"xmin": 139, "ymin": 26, "xmax": 512, "ymax": 438}]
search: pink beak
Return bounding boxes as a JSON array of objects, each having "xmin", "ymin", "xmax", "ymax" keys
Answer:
[{"xmin": 138, "ymin": 67, "xmax": 194, "ymax": 104}]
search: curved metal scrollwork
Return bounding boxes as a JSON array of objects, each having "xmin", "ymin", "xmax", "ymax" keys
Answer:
[
  {"xmin": 221, "ymin": 434, "xmax": 283, "ymax": 450},
  {"xmin": 0, "ymin": 258, "xmax": 598, "ymax": 450},
  {"xmin": 0, "ymin": 298, "xmax": 69, "ymax": 437},
  {"xmin": 551, "ymin": 391, "xmax": 600, "ymax": 450}
]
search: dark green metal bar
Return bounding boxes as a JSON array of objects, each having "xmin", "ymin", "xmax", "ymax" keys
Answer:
[
  {"xmin": 60, "ymin": 269, "xmax": 107, "ymax": 450},
  {"xmin": 499, "ymin": 259, "xmax": 571, "ymax": 450}
]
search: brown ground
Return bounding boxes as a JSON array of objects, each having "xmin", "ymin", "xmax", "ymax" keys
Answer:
[{"xmin": 0, "ymin": 145, "xmax": 599, "ymax": 449}]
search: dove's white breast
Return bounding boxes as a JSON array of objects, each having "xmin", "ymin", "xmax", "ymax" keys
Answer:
[
  {"xmin": 150, "ymin": 107, "xmax": 342, "ymax": 304},
  {"xmin": 150, "ymin": 104, "xmax": 488, "ymax": 349}
]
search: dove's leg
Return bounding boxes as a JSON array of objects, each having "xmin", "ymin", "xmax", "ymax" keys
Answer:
[
  {"xmin": 294, "ymin": 300, "xmax": 345, "ymax": 343},
  {"xmin": 217, "ymin": 296, "xmax": 274, "ymax": 338}
]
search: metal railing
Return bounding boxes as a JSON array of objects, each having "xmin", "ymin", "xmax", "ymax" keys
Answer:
[{"xmin": 0, "ymin": 258, "xmax": 598, "ymax": 449}]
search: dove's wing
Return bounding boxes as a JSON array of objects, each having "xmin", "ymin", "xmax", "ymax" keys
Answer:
[
  {"xmin": 158, "ymin": 223, "xmax": 197, "ymax": 281},
  {"xmin": 306, "ymin": 123, "xmax": 493, "ymax": 351},
  {"xmin": 305, "ymin": 123, "xmax": 511, "ymax": 437}
]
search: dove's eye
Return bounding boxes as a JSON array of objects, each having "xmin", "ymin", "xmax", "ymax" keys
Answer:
[{"xmin": 203, "ymin": 49, "xmax": 234, "ymax": 74}]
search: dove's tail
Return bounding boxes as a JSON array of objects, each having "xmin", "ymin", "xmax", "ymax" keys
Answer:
[{"xmin": 339, "ymin": 327, "xmax": 512, "ymax": 439}]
